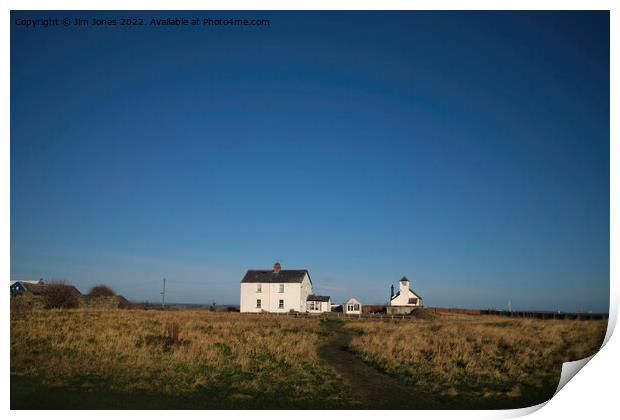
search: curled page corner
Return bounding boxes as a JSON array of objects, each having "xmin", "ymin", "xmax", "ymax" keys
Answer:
[
  {"xmin": 602, "ymin": 307, "xmax": 617, "ymax": 348},
  {"xmin": 554, "ymin": 354, "xmax": 595, "ymax": 396},
  {"xmin": 500, "ymin": 400, "xmax": 549, "ymax": 418},
  {"xmin": 551, "ymin": 311, "xmax": 613, "ymax": 398},
  {"xmin": 500, "ymin": 355, "xmax": 597, "ymax": 418}
]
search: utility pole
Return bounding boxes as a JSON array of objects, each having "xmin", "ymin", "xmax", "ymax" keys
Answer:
[{"xmin": 161, "ymin": 278, "xmax": 166, "ymax": 308}]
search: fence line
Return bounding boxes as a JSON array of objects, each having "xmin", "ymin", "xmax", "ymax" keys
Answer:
[
  {"xmin": 256, "ymin": 308, "xmax": 608, "ymax": 321},
  {"xmin": 420, "ymin": 307, "xmax": 608, "ymax": 321}
]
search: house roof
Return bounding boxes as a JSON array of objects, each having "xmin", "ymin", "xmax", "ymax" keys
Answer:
[
  {"xmin": 22, "ymin": 284, "xmax": 48, "ymax": 295},
  {"xmin": 391, "ymin": 288, "xmax": 423, "ymax": 301},
  {"xmin": 345, "ymin": 297, "xmax": 361, "ymax": 305},
  {"xmin": 21, "ymin": 283, "xmax": 82, "ymax": 296},
  {"xmin": 307, "ymin": 294, "xmax": 330, "ymax": 302},
  {"xmin": 241, "ymin": 269, "xmax": 311, "ymax": 284},
  {"xmin": 10, "ymin": 279, "xmax": 44, "ymax": 285}
]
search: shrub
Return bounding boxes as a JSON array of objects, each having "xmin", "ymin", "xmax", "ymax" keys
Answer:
[
  {"xmin": 44, "ymin": 282, "xmax": 79, "ymax": 309},
  {"xmin": 88, "ymin": 284, "xmax": 116, "ymax": 297}
]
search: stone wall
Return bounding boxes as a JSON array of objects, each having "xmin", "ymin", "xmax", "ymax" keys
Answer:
[
  {"xmin": 386, "ymin": 305, "xmax": 419, "ymax": 315},
  {"xmin": 79, "ymin": 295, "xmax": 127, "ymax": 309},
  {"xmin": 361, "ymin": 304, "xmax": 387, "ymax": 314}
]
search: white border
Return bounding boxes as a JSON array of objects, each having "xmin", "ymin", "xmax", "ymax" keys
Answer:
[{"xmin": 3, "ymin": 2, "xmax": 617, "ymax": 420}]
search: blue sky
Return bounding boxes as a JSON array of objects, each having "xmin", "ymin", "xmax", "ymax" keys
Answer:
[{"xmin": 11, "ymin": 11, "xmax": 609, "ymax": 312}]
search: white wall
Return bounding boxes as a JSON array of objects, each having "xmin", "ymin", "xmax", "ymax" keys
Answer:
[
  {"xmin": 307, "ymin": 299, "xmax": 331, "ymax": 313},
  {"xmin": 300, "ymin": 274, "xmax": 312, "ymax": 312}
]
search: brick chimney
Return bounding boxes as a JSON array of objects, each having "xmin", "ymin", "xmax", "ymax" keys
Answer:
[{"xmin": 273, "ymin": 262, "xmax": 281, "ymax": 273}]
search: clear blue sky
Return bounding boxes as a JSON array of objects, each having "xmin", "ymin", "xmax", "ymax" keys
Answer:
[{"xmin": 11, "ymin": 11, "xmax": 609, "ymax": 312}]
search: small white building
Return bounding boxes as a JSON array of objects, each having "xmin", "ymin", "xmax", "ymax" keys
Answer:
[
  {"xmin": 388, "ymin": 276, "xmax": 423, "ymax": 314},
  {"xmin": 240, "ymin": 262, "xmax": 330, "ymax": 313},
  {"xmin": 306, "ymin": 294, "xmax": 331, "ymax": 313},
  {"xmin": 343, "ymin": 298, "xmax": 362, "ymax": 315}
]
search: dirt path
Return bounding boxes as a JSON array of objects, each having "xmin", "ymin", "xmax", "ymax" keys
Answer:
[{"xmin": 317, "ymin": 320, "xmax": 443, "ymax": 409}]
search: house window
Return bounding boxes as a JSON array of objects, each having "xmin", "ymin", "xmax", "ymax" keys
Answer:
[
  {"xmin": 411, "ymin": 298, "xmax": 418, "ymax": 305},
  {"xmin": 354, "ymin": 304, "xmax": 360, "ymax": 311},
  {"xmin": 256, "ymin": 299, "xmax": 261, "ymax": 309},
  {"xmin": 279, "ymin": 299, "xmax": 284, "ymax": 309},
  {"xmin": 257, "ymin": 284, "xmax": 262, "ymax": 293},
  {"xmin": 279, "ymin": 284, "xmax": 284, "ymax": 293}
]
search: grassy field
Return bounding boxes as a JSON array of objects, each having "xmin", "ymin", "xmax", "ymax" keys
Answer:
[
  {"xmin": 344, "ymin": 313, "xmax": 607, "ymax": 405},
  {"xmin": 10, "ymin": 309, "xmax": 607, "ymax": 409},
  {"xmin": 11, "ymin": 309, "xmax": 354, "ymax": 409}
]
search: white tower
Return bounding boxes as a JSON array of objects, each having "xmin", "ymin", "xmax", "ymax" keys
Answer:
[{"xmin": 399, "ymin": 276, "xmax": 410, "ymax": 295}]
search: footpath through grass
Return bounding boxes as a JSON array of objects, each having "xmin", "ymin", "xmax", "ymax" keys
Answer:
[
  {"xmin": 10, "ymin": 309, "xmax": 607, "ymax": 409},
  {"xmin": 317, "ymin": 319, "xmax": 443, "ymax": 409}
]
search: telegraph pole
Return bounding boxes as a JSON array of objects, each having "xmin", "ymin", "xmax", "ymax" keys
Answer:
[{"xmin": 161, "ymin": 278, "xmax": 166, "ymax": 308}]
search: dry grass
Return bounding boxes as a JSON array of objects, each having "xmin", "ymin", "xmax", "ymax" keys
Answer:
[
  {"xmin": 11, "ymin": 309, "xmax": 351, "ymax": 406},
  {"xmin": 344, "ymin": 313, "xmax": 607, "ymax": 400},
  {"xmin": 11, "ymin": 309, "xmax": 608, "ymax": 408}
]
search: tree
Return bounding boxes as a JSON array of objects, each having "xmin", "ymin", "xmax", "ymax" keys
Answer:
[
  {"xmin": 88, "ymin": 284, "xmax": 116, "ymax": 297},
  {"xmin": 45, "ymin": 281, "xmax": 79, "ymax": 309}
]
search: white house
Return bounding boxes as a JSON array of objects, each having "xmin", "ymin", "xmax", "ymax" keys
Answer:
[
  {"xmin": 240, "ymin": 262, "xmax": 330, "ymax": 313},
  {"xmin": 388, "ymin": 276, "xmax": 423, "ymax": 314},
  {"xmin": 307, "ymin": 294, "xmax": 331, "ymax": 313},
  {"xmin": 343, "ymin": 298, "xmax": 362, "ymax": 315}
]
